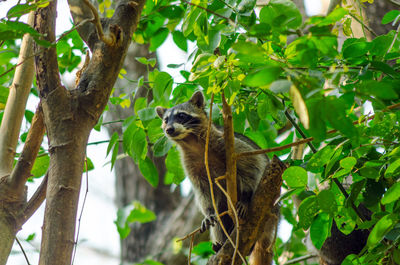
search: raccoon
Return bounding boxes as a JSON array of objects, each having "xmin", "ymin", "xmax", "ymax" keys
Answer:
[{"xmin": 156, "ymin": 91, "xmax": 269, "ymax": 251}]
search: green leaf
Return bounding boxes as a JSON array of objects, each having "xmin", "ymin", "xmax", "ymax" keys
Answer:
[
  {"xmin": 83, "ymin": 157, "xmax": 94, "ymax": 172},
  {"xmin": 111, "ymin": 141, "xmax": 119, "ymax": 170},
  {"xmin": 382, "ymin": 10, "xmax": 400, "ymax": 25},
  {"xmin": 153, "ymin": 71, "xmax": 173, "ymax": 102},
  {"xmin": 269, "ymin": 80, "xmax": 291, "ymax": 94},
  {"xmin": 153, "ymin": 135, "xmax": 172, "ymax": 157},
  {"xmin": 7, "ymin": 4, "xmax": 35, "ymax": 18},
  {"xmin": 319, "ymin": 8, "xmax": 348, "ymax": 26},
  {"xmin": 259, "ymin": 0, "xmax": 302, "ymax": 30},
  {"xmin": 306, "ymin": 145, "xmax": 335, "ymax": 173},
  {"xmin": 172, "ymin": 31, "xmax": 188, "ymax": 52},
  {"xmin": 317, "ymin": 190, "xmax": 337, "ymax": 214},
  {"xmin": 357, "ymin": 80, "xmax": 398, "ymax": 100},
  {"xmin": 367, "ymin": 214, "xmax": 397, "ymax": 249},
  {"xmin": 381, "ymin": 182, "xmax": 400, "ymax": 205},
  {"xmin": 384, "ymin": 158, "xmax": 400, "ymax": 178},
  {"xmin": 243, "ymin": 66, "xmax": 282, "ymax": 87},
  {"xmin": 31, "ymin": 154, "xmax": 50, "ymax": 178},
  {"xmin": 138, "ymin": 107, "xmax": 156, "ymax": 122},
  {"xmin": 115, "ymin": 201, "xmax": 156, "ymax": 239},
  {"xmin": 165, "ymin": 147, "xmax": 185, "ymax": 185},
  {"xmin": 159, "ymin": 5, "xmax": 184, "ymax": 19},
  {"xmin": 342, "ymin": 39, "xmax": 370, "ymax": 59},
  {"xmin": 307, "ymin": 99, "xmax": 326, "ymax": 142},
  {"xmin": 298, "ymin": 195, "xmax": 319, "ymax": 229},
  {"xmin": 127, "ymin": 201, "xmax": 157, "ymax": 223},
  {"xmin": 360, "ymin": 167, "xmax": 379, "ymax": 179},
  {"xmin": 134, "ymin": 97, "xmax": 147, "ymax": 115},
  {"xmin": 107, "ymin": 132, "xmax": 119, "ymax": 156},
  {"xmin": 26, "ymin": 233, "xmax": 36, "ymax": 242},
  {"xmin": 323, "ymin": 97, "xmax": 357, "ymax": 140},
  {"xmin": 149, "ymin": 28, "xmax": 169, "ymax": 51},
  {"xmin": 139, "ymin": 157, "xmax": 159, "ymax": 188},
  {"xmin": 282, "ymin": 166, "xmax": 308, "ymax": 188},
  {"xmin": 340, "ymin": 157, "xmax": 357, "ymax": 170},
  {"xmin": 310, "ymin": 213, "xmax": 331, "ymax": 250},
  {"xmin": 135, "ymin": 57, "xmax": 157, "ymax": 67},
  {"xmin": 192, "ymin": 241, "xmax": 214, "ymax": 257},
  {"xmin": 334, "ymin": 207, "xmax": 356, "ymax": 235}
]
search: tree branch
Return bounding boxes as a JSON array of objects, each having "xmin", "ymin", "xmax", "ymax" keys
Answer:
[
  {"xmin": 221, "ymin": 92, "xmax": 237, "ymax": 208},
  {"xmin": 0, "ymin": 11, "xmax": 35, "ymax": 177},
  {"xmin": 9, "ymin": 106, "xmax": 45, "ymax": 196},
  {"xmin": 83, "ymin": 0, "xmax": 115, "ymax": 46},
  {"xmin": 17, "ymin": 173, "xmax": 48, "ymax": 228},
  {"xmin": 68, "ymin": 0, "xmax": 98, "ymax": 49},
  {"xmin": 207, "ymin": 156, "xmax": 285, "ymax": 265}
]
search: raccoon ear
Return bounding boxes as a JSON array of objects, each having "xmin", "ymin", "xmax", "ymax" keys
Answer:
[
  {"xmin": 155, "ymin": 106, "xmax": 167, "ymax": 118},
  {"xmin": 189, "ymin": 91, "xmax": 204, "ymax": 109}
]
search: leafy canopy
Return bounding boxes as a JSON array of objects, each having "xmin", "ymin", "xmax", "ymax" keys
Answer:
[{"xmin": 2, "ymin": 0, "xmax": 400, "ymax": 263}]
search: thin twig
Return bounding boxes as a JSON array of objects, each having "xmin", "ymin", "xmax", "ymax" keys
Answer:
[
  {"xmin": 204, "ymin": 94, "xmax": 247, "ymax": 265},
  {"xmin": 348, "ymin": 12, "xmax": 377, "ymax": 38},
  {"xmin": 237, "ymin": 102, "xmax": 400, "ymax": 158},
  {"xmin": 215, "ymin": 179, "xmax": 247, "ymax": 265},
  {"xmin": 188, "ymin": 234, "xmax": 194, "ymax": 265},
  {"xmin": 182, "ymin": 0, "xmax": 236, "ymax": 26},
  {"xmin": 284, "ymin": 109, "xmax": 317, "ymax": 153},
  {"xmin": 177, "ymin": 212, "xmax": 229, "ymax": 242},
  {"xmin": 71, "ymin": 158, "xmax": 90, "ymax": 264},
  {"xmin": 16, "ymin": 237, "xmax": 31, "ymax": 265},
  {"xmin": 284, "ymin": 254, "xmax": 318, "ymax": 265},
  {"xmin": 387, "ymin": 0, "xmax": 400, "ymax": 7},
  {"xmin": 387, "ymin": 22, "xmax": 400, "ymax": 55},
  {"xmin": 82, "ymin": 0, "xmax": 114, "ymax": 45}
]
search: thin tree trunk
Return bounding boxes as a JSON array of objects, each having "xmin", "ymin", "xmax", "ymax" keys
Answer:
[{"xmin": 0, "ymin": 12, "xmax": 36, "ymax": 265}]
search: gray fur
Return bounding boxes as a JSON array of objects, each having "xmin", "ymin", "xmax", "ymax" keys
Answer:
[{"xmin": 156, "ymin": 92, "xmax": 269, "ymax": 250}]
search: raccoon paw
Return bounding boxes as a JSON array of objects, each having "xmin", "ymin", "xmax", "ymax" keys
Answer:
[
  {"xmin": 236, "ymin": 201, "xmax": 249, "ymax": 219},
  {"xmin": 200, "ymin": 214, "xmax": 217, "ymax": 233},
  {"xmin": 212, "ymin": 242, "xmax": 223, "ymax": 252}
]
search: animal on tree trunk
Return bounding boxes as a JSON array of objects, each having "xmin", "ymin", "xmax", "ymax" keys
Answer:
[{"xmin": 156, "ymin": 91, "xmax": 276, "ymax": 264}]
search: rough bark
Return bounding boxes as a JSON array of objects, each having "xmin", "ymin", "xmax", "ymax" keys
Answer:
[{"xmin": 32, "ymin": 0, "xmax": 147, "ymax": 264}]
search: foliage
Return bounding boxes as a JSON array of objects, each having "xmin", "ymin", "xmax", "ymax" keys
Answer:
[
  {"xmin": 2, "ymin": 0, "xmax": 400, "ymax": 264},
  {"xmin": 112, "ymin": 0, "xmax": 400, "ymax": 263}
]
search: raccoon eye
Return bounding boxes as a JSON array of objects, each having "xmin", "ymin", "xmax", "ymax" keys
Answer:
[
  {"xmin": 176, "ymin": 113, "xmax": 189, "ymax": 121},
  {"xmin": 164, "ymin": 117, "xmax": 169, "ymax": 123}
]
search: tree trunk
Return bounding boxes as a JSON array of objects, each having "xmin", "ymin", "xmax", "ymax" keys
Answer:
[{"xmin": 364, "ymin": 1, "xmax": 397, "ymax": 35}]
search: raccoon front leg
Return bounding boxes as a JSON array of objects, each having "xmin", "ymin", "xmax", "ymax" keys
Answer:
[
  {"xmin": 236, "ymin": 176, "xmax": 254, "ymax": 219},
  {"xmin": 200, "ymin": 207, "xmax": 217, "ymax": 233}
]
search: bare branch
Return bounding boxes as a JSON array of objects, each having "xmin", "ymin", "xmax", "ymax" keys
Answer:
[
  {"xmin": 221, "ymin": 92, "xmax": 237, "ymax": 208},
  {"xmin": 9, "ymin": 106, "xmax": 45, "ymax": 195},
  {"xmin": 18, "ymin": 173, "xmax": 48, "ymax": 227},
  {"xmin": 0, "ymin": 11, "xmax": 35, "ymax": 177},
  {"xmin": 82, "ymin": 0, "xmax": 115, "ymax": 46}
]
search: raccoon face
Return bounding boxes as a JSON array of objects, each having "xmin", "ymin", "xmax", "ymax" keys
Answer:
[{"xmin": 156, "ymin": 91, "xmax": 206, "ymax": 141}]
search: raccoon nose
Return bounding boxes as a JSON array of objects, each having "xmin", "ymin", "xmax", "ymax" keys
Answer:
[{"xmin": 166, "ymin": 127, "xmax": 175, "ymax": 135}]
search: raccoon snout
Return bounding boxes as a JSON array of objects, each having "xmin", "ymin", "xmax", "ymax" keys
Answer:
[{"xmin": 166, "ymin": 126, "xmax": 175, "ymax": 135}]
